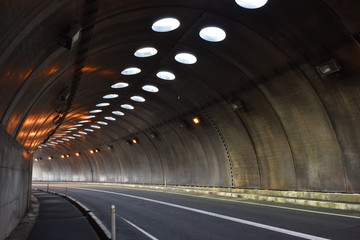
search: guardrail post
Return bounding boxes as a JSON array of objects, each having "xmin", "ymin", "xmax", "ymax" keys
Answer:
[{"xmin": 111, "ymin": 204, "xmax": 116, "ymax": 240}]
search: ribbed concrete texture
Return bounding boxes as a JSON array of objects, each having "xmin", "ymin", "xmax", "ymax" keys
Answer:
[{"xmin": 0, "ymin": 126, "xmax": 31, "ymax": 240}]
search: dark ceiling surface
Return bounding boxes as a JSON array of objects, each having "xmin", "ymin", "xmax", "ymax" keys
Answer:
[{"xmin": 1, "ymin": 0, "xmax": 360, "ymax": 192}]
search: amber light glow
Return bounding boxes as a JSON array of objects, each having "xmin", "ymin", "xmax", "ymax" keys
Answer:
[
  {"xmin": 75, "ymin": 152, "xmax": 81, "ymax": 157},
  {"xmin": 81, "ymin": 66, "xmax": 98, "ymax": 72},
  {"xmin": 132, "ymin": 138, "xmax": 138, "ymax": 144},
  {"xmin": 48, "ymin": 156, "xmax": 53, "ymax": 160},
  {"xmin": 61, "ymin": 154, "xmax": 65, "ymax": 158},
  {"xmin": 192, "ymin": 117, "xmax": 201, "ymax": 124}
]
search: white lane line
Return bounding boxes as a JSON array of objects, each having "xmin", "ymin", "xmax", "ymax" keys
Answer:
[
  {"xmin": 72, "ymin": 187, "xmax": 330, "ymax": 240},
  {"xmin": 119, "ymin": 215, "xmax": 158, "ymax": 240}
]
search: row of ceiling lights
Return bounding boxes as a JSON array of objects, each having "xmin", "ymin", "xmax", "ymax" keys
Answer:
[{"xmin": 39, "ymin": 0, "xmax": 267, "ymax": 149}]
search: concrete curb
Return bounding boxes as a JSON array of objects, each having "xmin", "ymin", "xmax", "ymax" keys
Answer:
[
  {"xmin": 32, "ymin": 188, "xmax": 111, "ymax": 240},
  {"xmin": 101, "ymin": 183, "xmax": 360, "ymax": 211}
]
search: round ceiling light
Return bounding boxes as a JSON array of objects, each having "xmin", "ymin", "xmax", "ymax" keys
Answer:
[
  {"xmin": 89, "ymin": 109, "xmax": 102, "ymax": 114},
  {"xmin": 68, "ymin": 136, "xmax": 75, "ymax": 139},
  {"xmin": 111, "ymin": 82, "xmax": 129, "ymax": 89},
  {"xmin": 79, "ymin": 120, "xmax": 91, "ymax": 123},
  {"xmin": 135, "ymin": 47, "xmax": 158, "ymax": 57},
  {"xmin": 91, "ymin": 125, "xmax": 101, "ymax": 129},
  {"xmin": 142, "ymin": 85, "xmax": 159, "ymax": 93},
  {"xmin": 156, "ymin": 71, "xmax": 175, "ymax": 80},
  {"xmin": 83, "ymin": 115, "xmax": 96, "ymax": 119},
  {"xmin": 79, "ymin": 131, "xmax": 87, "ymax": 135},
  {"xmin": 235, "ymin": 0, "xmax": 268, "ymax": 9},
  {"xmin": 96, "ymin": 103, "xmax": 110, "ymax": 107},
  {"xmin": 152, "ymin": 18, "xmax": 180, "ymax": 32},
  {"xmin": 97, "ymin": 121, "xmax": 108, "ymax": 125},
  {"xmin": 73, "ymin": 134, "xmax": 82, "ymax": 137},
  {"xmin": 112, "ymin": 111, "xmax": 125, "ymax": 116},
  {"xmin": 175, "ymin": 53, "xmax": 197, "ymax": 64},
  {"xmin": 121, "ymin": 67, "xmax": 141, "ymax": 75},
  {"xmin": 130, "ymin": 96, "xmax": 145, "ymax": 102},
  {"xmin": 84, "ymin": 128, "xmax": 94, "ymax": 132},
  {"xmin": 121, "ymin": 104, "xmax": 134, "ymax": 110},
  {"xmin": 68, "ymin": 128, "xmax": 77, "ymax": 130},
  {"xmin": 199, "ymin": 27, "xmax": 226, "ymax": 42},
  {"xmin": 103, "ymin": 94, "xmax": 118, "ymax": 99},
  {"xmin": 105, "ymin": 116, "xmax": 116, "ymax": 121}
]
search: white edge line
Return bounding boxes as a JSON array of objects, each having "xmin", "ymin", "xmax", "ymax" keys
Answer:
[
  {"xmin": 72, "ymin": 187, "xmax": 330, "ymax": 240},
  {"xmin": 119, "ymin": 215, "xmax": 158, "ymax": 240}
]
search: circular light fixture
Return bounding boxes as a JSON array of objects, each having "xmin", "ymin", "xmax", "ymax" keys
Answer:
[
  {"xmin": 57, "ymin": 140, "xmax": 64, "ymax": 143},
  {"xmin": 152, "ymin": 18, "xmax": 180, "ymax": 32},
  {"xmin": 64, "ymin": 131, "xmax": 72, "ymax": 133},
  {"xmin": 73, "ymin": 134, "xmax": 82, "ymax": 137},
  {"xmin": 121, "ymin": 104, "xmax": 134, "ymax": 110},
  {"xmin": 105, "ymin": 116, "xmax": 116, "ymax": 121},
  {"xmin": 91, "ymin": 125, "xmax": 101, "ymax": 129},
  {"xmin": 111, "ymin": 82, "xmax": 129, "ymax": 89},
  {"xmin": 121, "ymin": 67, "xmax": 141, "ymax": 75},
  {"xmin": 134, "ymin": 47, "xmax": 158, "ymax": 57},
  {"xmin": 112, "ymin": 111, "xmax": 125, "ymax": 116},
  {"xmin": 68, "ymin": 128, "xmax": 77, "ymax": 130},
  {"xmin": 79, "ymin": 131, "xmax": 87, "ymax": 135},
  {"xmin": 235, "ymin": 0, "xmax": 268, "ymax": 9},
  {"xmin": 142, "ymin": 85, "xmax": 159, "ymax": 93},
  {"xmin": 62, "ymin": 138, "xmax": 70, "ymax": 141},
  {"xmin": 96, "ymin": 103, "xmax": 110, "ymax": 107},
  {"xmin": 175, "ymin": 53, "xmax": 197, "ymax": 64},
  {"xmin": 131, "ymin": 96, "xmax": 145, "ymax": 102},
  {"xmin": 89, "ymin": 109, "xmax": 102, "ymax": 114},
  {"xmin": 97, "ymin": 121, "xmax": 108, "ymax": 125},
  {"xmin": 199, "ymin": 27, "xmax": 226, "ymax": 42},
  {"xmin": 73, "ymin": 124, "xmax": 83, "ymax": 127},
  {"xmin": 156, "ymin": 71, "xmax": 175, "ymax": 80},
  {"xmin": 103, "ymin": 94, "xmax": 118, "ymax": 99},
  {"xmin": 85, "ymin": 128, "xmax": 94, "ymax": 132},
  {"xmin": 83, "ymin": 115, "xmax": 96, "ymax": 119},
  {"xmin": 68, "ymin": 136, "xmax": 75, "ymax": 139},
  {"xmin": 79, "ymin": 120, "xmax": 90, "ymax": 123}
]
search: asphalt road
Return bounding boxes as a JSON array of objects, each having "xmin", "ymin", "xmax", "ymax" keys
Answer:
[{"xmin": 32, "ymin": 183, "xmax": 360, "ymax": 240}]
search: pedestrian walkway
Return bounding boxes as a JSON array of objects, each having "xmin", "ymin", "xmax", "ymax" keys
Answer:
[{"xmin": 27, "ymin": 190, "xmax": 99, "ymax": 240}]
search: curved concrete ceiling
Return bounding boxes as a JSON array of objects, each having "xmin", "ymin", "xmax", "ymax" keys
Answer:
[{"xmin": 1, "ymin": 0, "xmax": 360, "ymax": 192}]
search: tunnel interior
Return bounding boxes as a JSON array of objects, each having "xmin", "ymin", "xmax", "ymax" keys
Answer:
[{"xmin": 1, "ymin": 0, "xmax": 360, "ymax": 238}]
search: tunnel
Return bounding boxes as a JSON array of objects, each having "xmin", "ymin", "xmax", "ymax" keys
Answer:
[{"xmin": 1, "ymin": 0, "xmax": 360, "ymax": 239}]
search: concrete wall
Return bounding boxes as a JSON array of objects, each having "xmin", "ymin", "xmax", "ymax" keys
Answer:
[
  {"xmin": 0, "ymin": 125, "xmax": 31, "ymax": 240},
  {"xmin": 33, "ymin": 65, "xmax": 360, "ymax": 193}
]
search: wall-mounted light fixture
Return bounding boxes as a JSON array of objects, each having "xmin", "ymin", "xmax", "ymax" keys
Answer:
[
  {"xmin": 66, "ymin": 154, "xmax": 70, "ymax": 158},
  {"xmin": 150, "ymin": 131, "xmax": 158, "ymax": 138},
  {"xmin": 59, "ymin": 23, "xmax": 82, "ymax": 50},
  {"xmin": 75, "ymin": 152, "xmax": 81, "ymax": 157},
  {"xmin": 131, "ymin": 138, "xmax": 139, "ymax": 144},
  {"xmin": 230, "ymin": 99, "xmax": 247, "ymax": 112},
  {"xmin": 107, "ymin": 145, "xmax": 113, "ymax": 150},
  {"xmin": 34, "ymin": 158, "xmax": 39, "ymax": 162},
  {"xmin": 48, "ymin": 156, "xmax": 53, "ymax": 160},
  {"xmin": 316, "ymin": 58, "xmax": 341, "ymax": 77},
  {"xmin": 192, "ymin": 117, "xmax": 201, "ymax": 125},
  {"xmin": 90, "ymin": 149, "xmax": 100, "ymax": 154},
  {"xmin": 61, "ymin": 154, "xmax": 65, "ymax": 158}
]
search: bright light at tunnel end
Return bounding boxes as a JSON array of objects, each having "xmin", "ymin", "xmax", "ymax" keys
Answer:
[{"xmin": 235, "ymin": 0, "xmax": 268, "ymax": 9}]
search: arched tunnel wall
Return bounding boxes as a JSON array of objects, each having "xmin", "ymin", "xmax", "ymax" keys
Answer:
[
  {"xmin": 0, "ymin": 126, "xmax": 31, "ymax": 240},
  {"xmin": 34, "ymin": 60, "xmax": 360, "ymax": 193}
]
